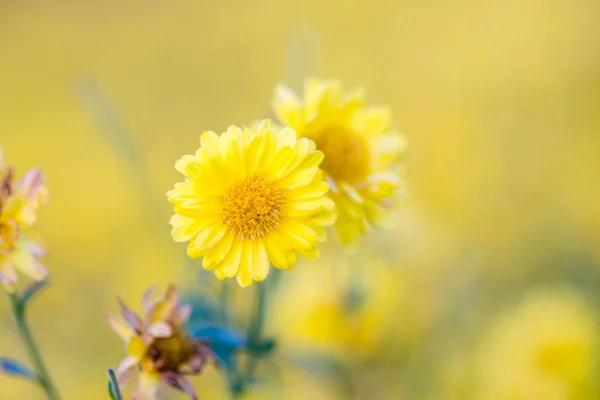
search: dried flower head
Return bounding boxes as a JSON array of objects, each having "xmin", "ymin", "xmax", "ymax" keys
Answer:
[
  {"xmin": 108, "ymin": 285, "xmax": 212, "ymax": 400},
  {"xmin": 168, "ymin": 120, "xmax": 335, "ymax": 287},
  {"xmin": 0, "ymin": 149, "xmax": 48, "ymax": 291},
  {"xmin": 273, "ymin": 79, "xmax": 406, "ymax": 246}
]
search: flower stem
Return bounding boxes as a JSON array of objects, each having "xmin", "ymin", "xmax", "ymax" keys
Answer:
[
  {"xmin": 9, "ymin": 293, "xmax": 60, "ymax": 400},
  {"xmin": 245, "ymin": 281, "xmax": 267, "ymax": 379},
  {"xmin": 229, "ymin": 282, "xmax": 268, "ymax": 399}
]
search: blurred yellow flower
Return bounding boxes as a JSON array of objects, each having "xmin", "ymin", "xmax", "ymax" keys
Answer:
[
  {"xmin": 0, "ymin": 149, "xmax": 48, "ymax": 291},
  {"xmin": 272, "ymin": 258, "xmax": 401, "ymax": 360},
  {"xmin": 473, "ymin": 288, "xmax": 599, "ymax": 400},
  {"xmin": 272, "ymin": 79, "xmax": 406, "ymax": 246},
  {"xmin": 168, "ymin": 120, "xmax": 335, "ymax": 287},
  {"xmin": 108, "ymin": 285, "xmax": 212, "ymax": 400}
]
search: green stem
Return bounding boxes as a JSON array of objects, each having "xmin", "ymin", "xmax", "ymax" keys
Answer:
[
  {"xmin": 219, "ymin": 280, "xmax": 231, "ymax": 324},
  {"xmin": 229, "ymin": 282, "xmax": 268, "ymax": 398},
  {"xmin": 245, "ymin": 282, "xmax": 267, "ymax": 379},
  {"xmin": 9, "ymin": 294, "xmax": 60, "ymax": 400}
]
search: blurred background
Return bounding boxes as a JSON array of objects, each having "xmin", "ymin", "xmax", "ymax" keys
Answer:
[{"xmin": 1, "ymin": 0, "xmax": 600, "ymax": 398}]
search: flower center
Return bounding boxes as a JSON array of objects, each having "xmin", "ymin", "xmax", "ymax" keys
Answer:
[
  {"xmin": 147, "ymin": 328, "xmax": 195, "ymax": 372},
  {"xmin": 0, "ymin": 220, "xmax": 18, "ymax": 253},
  {"xmin": 311, "ymin": 126, "xmax": 370, "ymax": 184},
  {"xmin": 221, "ymin": 174, "xmax": 284, "ymax": 240}
]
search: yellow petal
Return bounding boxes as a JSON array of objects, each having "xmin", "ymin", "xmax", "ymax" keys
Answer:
[
  {"xmin": 264, "ymin": 146, "xmax": 293, "ymax": 180},
  {"xmin": 279, "ymin": 167, "xmax": 320, "ymax": 190},
  {"xmin": 245, "ymin": 135, "xmax": 266, "ymax": 175},
  {"xmin": 200, "ymin": 131, "xmax": 220, "ymax": 155},
  {"xmin": 272, "ymin": 85, "xmax": 303, "ymax": 129},
  {"xmin": 174, "ymin": 155, "xmax": 201, "ymax": 180},
  {"xmin": 272, "ymin": 137, "xmax": 312, "ymax": 179},
  {"xmin": 255, "ymin": 119, "xmax": 272, "ymax": 134},
  {"xmin": 287, "ymin": 181, "xmax": 329, "ymax": 201},
  {"xmin": 276, "ymin": 127, "xmax": 297, "ymax": 151},
  {"xmin": 351, "ymin": 106, "xmax": 392, "ymax": 136},
  {"xmin": 298, "ymin": 246, "xmax": 319, "ymax": 258},
  {"xmin": 170, "ymin": 214, "xmax": 206, "ymax": 242},
  {"xmin": 116, "ymin": 356, "xmax": 139, "ymax": 377},
  {"xmin": 264, "ymin": 233, "xmax": 291, "ymax": 270},
  {"xmin": 186, "ymin": 240, "xmax": 205, "ymax": 259},
  {"xmin": 341, "ymin": 183, "xmax": 364, "ymax": 204},
  {"xmin": 288, "ymin": 197, "xmax": 327, "ymax": 213},
  {"xmin": 194, "ymin": 224, "xmax": 226, "ymax": 253},
  {"xmin": 107, "ymin": 313, "xmax": 135, "ymax": 341},
  {"xmin": 10, "ymin": 248, "xmax": 46, "ymax": 281},
  {"xmin": 127, "ymin": 336, "xmax": 147, "ymax": 359},
  {"xmin": 235, "ymin": 242, "xmax": 254, "ymax": 287},
  {"xmin": 334, "ymin": 216, "xmax": 366, "ymax": 248},
  {"xmin": 225, "ymin": 125, "xmax": 244, "ymax": 140},
  {"xmin": 136, "ymin": 372, "xmax": 160, "ymax": 398},
  {"xmin": 0, "ymin": 258, "xmax": 17, "ymax": 285},
  {"xmin": 217, "ymin": 240, "xmax": 243, "ymax": 278},
  {"xmin": 250, "ymin": 240, "xmax": 270, "ymax": 282},
  {"xmin": 202, "ymin": 231, "xmax": 234, "ymax": 270},
  {"xmin": 280, "ymin": 221, "xmax": 317, "ymax": 250},
  {"xmin": 312, "ymin": 225, "xmax": 327, "ymax": 242}
]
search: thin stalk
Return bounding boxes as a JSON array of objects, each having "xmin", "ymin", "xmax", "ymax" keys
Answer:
[
  {"xmin": 9, "ymin": 294, "xmax": 60, "ymax": 400},
  {"xmin": 230, "ymin": 282, "xmax": 268, "ymax": 399},
  {"xmin": 218, "ymin": 280, "xmax": 231, "ymax": 324},
  {"xmin": 245, "ymin": 282, "xmax": 267, "ymax": 380}
]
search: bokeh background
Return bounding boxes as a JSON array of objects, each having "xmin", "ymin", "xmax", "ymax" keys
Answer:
[{"xmin": 1, "ymin": 0, "xmax": 600, "ymax": 399}]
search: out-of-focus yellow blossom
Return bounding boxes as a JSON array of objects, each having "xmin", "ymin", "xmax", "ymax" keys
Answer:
[
  {"xmin": 168, "ymin": 120, "xmax": 335, "ymax": 287},
  {"xmin": 473, "ymin": 288, "xmax": 599, "ymax": 400},
  {"xmin": 272, "ymin": 259, "xmax": 401, "ymax": 360},
  {"xmin": 272, "ymin": 79, "xmax": 406, "ymax": 246},
  {"xmin": 0, "ymin": 148, "xmax": 48, "ymax": 291},
  {"xmin": 108, "ymin": 285, "xmax": 212, "ymax": 400}
]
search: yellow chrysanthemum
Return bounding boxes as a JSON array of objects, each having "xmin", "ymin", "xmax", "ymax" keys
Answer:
[
  {"xmin": 0, "ymin": 149, "xmax": 48, "ymax": 291},
  {"xmin": 272, "ymin": 79, "xmax": 406, "ymax": 245},
  {"xmin": 473, "ymin": 288, "xmax": 599, "ymax": 400},
  {"xmin": 168, "ymin": 120, "xmax": 335, "ymax": 287},
  {"xmin": 272, "ymin": 259, "xmax": 400, "ymax": 360}
]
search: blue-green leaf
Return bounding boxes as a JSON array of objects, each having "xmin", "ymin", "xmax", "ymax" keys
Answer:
[
  {"xmin": 193, "ymin": 325, "xmax": 246, "ymax": 368},
  {"xmin": 19, "ymin": 279, "xmax": 49, "ymax": 308},
  {"xmin": 0, "ymin": 357, "xmax": 36, "ymax": 380},
  {"xmin": 107, "ymin": 368, "xmax": 123, "ymax": 400}
]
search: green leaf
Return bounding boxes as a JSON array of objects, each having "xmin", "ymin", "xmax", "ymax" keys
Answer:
[
  {"xmin": 107, "ymin": 368, "xmax": 123, "ymax": 400},
  {"xmin": 20, "ymin": 279, "xmax": 49, "ymax": 307}
]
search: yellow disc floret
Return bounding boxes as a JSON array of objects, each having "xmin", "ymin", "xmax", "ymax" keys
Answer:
[
  {"xmin": 221, "ymin": 174, "xmax": 284, "ymax": 240},
  {"xmin": 312, "ymin": 126, "xmax": 370, "ymax": 184}
]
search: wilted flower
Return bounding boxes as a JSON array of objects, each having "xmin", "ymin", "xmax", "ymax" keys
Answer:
[
  {"xmin": 168, "ymin": 120, "xmax": 335, "ymax": 287},
  {"xmin": 0, "ymin": 149, "xmax": 48, "ymax": 291},
  {"xmin": 108, "ymin": 285, "xmax": 212, "ymax": 400},
  {"xmin": 273, "ymin": 79, "xmax": 406, "ymax": 246}
]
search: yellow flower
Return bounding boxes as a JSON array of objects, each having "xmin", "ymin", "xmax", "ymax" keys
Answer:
[
  {"xmin": 108, "ymin": 285, "xmax": 212, "ymax": 400},
  {"xmin": 473, "ymin": 288, "xmax": 598, "ymax": 400},
  {"xmin": 168, "ymin": 120, "xmax": 335, "ymax": 287},
  {"xmin": 272, "ymin": 257, "xmax": 401, "ymax": 361},
  {"xmin": 272, "ymin": 79, "xmax": 406, "ymax": 245},
  {"xmin": 0, "ymin": 149, "xmax": 48, "ymax": 291}
]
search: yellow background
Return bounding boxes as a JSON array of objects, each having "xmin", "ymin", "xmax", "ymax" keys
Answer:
[{"xmin": 1, "ymin": 0, "xmax": 599, "ymax": 398}]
